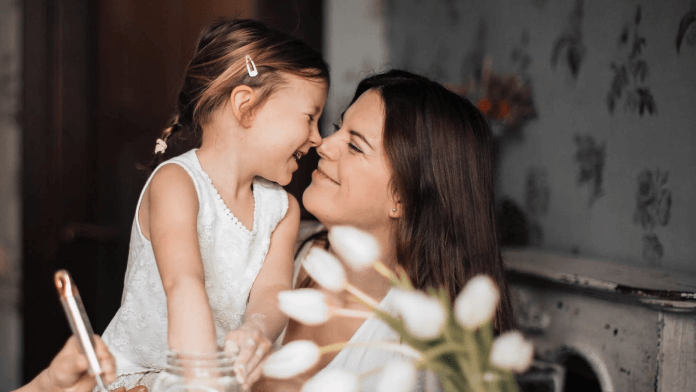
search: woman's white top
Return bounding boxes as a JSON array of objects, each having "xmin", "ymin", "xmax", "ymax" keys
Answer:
[
  {"xmin": 291, "ymin": 229, "xmax": 441, "ymax": 391},
  {"xmin": 101, "ymin": 149, "xmax": 288, "ymax": 388}
]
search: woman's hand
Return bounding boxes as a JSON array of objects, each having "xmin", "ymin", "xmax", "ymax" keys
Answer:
[
  {"xmin": 224, "ymin": 315, "xmax": 273, "ymax": 391},
  {"xmin": 39, "ymin": 335, "xmax": 116, "ymax": 392}
]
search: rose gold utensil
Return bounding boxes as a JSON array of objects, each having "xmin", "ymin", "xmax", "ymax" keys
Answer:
[{"xmin": 54, "ymin": 269, "xmax": 108, "ymax": 392}]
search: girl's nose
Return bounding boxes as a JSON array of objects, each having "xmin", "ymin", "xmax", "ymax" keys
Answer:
[{"xmin": 308, "ymin": 124, "xmax": 322, "ymax": 147}]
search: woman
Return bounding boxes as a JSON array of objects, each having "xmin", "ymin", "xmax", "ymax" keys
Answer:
[{"xmin": 257, "ymin": 70, "xmax": 514, "ymax": 391}]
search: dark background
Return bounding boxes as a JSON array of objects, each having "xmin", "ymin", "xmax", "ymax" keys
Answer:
[{"xmin": 22, "ymin": 0, "xmax": 322, "ymax": 381}]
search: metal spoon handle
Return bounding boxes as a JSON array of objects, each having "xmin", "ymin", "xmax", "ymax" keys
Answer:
[{"xmin": 54, "ymin": 269, "xmax": 108, "ymax": 392}]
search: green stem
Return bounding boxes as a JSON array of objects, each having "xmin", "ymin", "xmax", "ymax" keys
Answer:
[
  {"xmin": 423, "ymin": 361, "xmax": 469, "ymax": 391},
  {"xmin": 460, "ymin": 329, "xmax": 486, "ymax": 392},
  {"xmin": 421, "ymin": 342, "xmax": 470, "ymax": 363}
]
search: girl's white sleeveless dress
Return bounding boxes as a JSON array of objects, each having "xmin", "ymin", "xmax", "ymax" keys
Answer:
[{"xmin": 101, "ymin": 149, "xmax": 288, "ymax": 390}]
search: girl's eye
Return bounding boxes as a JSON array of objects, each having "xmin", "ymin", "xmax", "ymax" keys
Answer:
[
  {"xmin": 332, "ymin": 122, "xmax": 340, "ymax": 131},
  {"xmin": 348, "ymin": 142, "xmax": 363, "ymax": 154},
  {"xmin": 308, "ymin": 115, "xmax": 315, "ymax": 122}
]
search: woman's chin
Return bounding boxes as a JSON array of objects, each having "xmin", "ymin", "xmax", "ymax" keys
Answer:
[{"xmin": 302, "ymin": 183, "xmax": 326, "ymax": 217}]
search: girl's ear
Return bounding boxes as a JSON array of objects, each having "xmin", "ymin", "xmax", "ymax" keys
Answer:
[{"xmin": 230, "ymin": 85, "xmax": 256, "ymax": 127}]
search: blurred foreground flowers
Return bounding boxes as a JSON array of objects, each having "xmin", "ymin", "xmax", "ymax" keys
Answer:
[{"xmin": 263, "ymin": 226, "xmax": 533, "ymax": 391}]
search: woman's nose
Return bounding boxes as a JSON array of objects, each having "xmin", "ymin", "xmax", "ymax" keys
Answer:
[{"xmin": 316, "ymin": 131, "xmax": 339, "ymax": 160}]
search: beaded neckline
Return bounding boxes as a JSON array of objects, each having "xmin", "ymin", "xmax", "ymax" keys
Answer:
[{"xmin": 194, "ymin": 152, "xmax": 257, "ymax": 236}]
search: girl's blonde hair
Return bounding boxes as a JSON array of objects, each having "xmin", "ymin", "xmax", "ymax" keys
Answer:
[{"xmin": 144, "ymin": 18, "xmax": 330, "ymax": 172}]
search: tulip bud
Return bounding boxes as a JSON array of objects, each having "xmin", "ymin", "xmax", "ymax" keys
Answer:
[
  {"xmin": 278, "ymin": 289, "xmax": 329, "ymax": 326},
  {"xmin": 262, "ymin": 340, "xmax": 321, "ymax": 379},
  {"xmin": 377, "ymin": 359, "xmax": 417, "ymax": 392},
  {"xmin": 302, "ymin": 247, "xmax": 347, "ymax": 292},
  {"xmin": 301, "ymin": 369, "xmax": 359, "ymax": 392},
  {"xmin": 490, "ymin": 331, "xmax": 534, "ymax": 373},
  {"xmin": 391, "ymin": 289, "xmax": 446, "ymax": 339},
  {"xmin": 328, "ymin": 226, "xmax": 379, "ymax": 270},
  {"xmin": 454, "ymin": 275, "xmax": 500, "ymax": 328}
]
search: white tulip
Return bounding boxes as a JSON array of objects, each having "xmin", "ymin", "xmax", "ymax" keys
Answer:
[
  {"xmin": 262, "ymin": 340, "xmax": 320, "ymax": 379},
  {"xmin": 301, "ymin": 368, "xmax": 359, "ymax": 392},
  {"xmin": 391, "ymin": 289, "xmax": 446, "ymax": 339},
  {"xmin": 377, "ymin": 359, "xmax": 417, "ymax": 392},
  {"xmin": 302, "ymin": 247, "xmax": 347, "ymax": 292},
  {"xmin": 278, "ymin": 289, "xmax": 329, "ymax": 326},
  {"xmin": 490, "ymin": 331, "xmax": 534, "ymax": 373},
  {"xmin": 328, "ymin": 226, "xmax": 380, "ymax": 270},
  {"xmin": 454, "ymin": 275, "xmax": 500, "ymax": 328}
]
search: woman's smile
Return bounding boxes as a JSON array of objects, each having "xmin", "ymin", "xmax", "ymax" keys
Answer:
[{"xmin": 313, "ymin": 165, "xmax": 339, "ymax": 184}]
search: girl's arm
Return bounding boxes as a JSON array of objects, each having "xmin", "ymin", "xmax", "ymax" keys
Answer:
[
  {"xmin": 226, "ymin": 193, "xmax": 300, "ymax": 389},
  {"xmin": 148, "ymin": 164, "xmax": 217, "ymax": 353}
]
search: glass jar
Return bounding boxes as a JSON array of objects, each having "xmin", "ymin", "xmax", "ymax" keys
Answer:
[{"xmin": 151, "ymin": 351, "xmax": 241, "ymax": 392}]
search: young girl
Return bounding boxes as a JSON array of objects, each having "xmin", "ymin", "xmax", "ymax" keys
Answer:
[{"xmin": 101, "ymin": 19, "xmax": 329, "ymax": 391}]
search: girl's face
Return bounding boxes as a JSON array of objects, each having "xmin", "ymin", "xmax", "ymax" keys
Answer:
[
  {"xmin": 250, "ymin": 74, "xmax": 327, "ymax": 186},
  {"xmin": 303, "ymin": 89, "xmax": 395, "ymax": 232}
]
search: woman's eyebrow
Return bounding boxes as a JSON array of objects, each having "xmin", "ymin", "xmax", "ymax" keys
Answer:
[
  {"xmin": 349, "ymin": 130, "xmax": 373, "ymax": 150},
  {"xmin": 340, "ymin": 111, "xmax": 373, "ymax": 149}
]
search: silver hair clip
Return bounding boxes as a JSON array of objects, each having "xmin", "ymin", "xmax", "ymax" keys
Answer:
[{"xmin": 245, "ymin": 55, "xmax": 258, "ymax": 77}]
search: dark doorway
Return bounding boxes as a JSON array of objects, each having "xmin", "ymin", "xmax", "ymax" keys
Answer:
[{"xmin": 22, "ymin": 0, "xmax": 323, "ymax": 382}]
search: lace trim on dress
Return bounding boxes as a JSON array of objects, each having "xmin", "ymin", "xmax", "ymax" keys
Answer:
[{"xmin": 197, "ymin": 165, "xmax": 258, "ymax": 237}]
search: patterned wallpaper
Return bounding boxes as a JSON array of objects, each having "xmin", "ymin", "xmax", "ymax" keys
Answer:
[{"xmin": 381, "ymin": 0, "xmax": 696, "ymax": 272}]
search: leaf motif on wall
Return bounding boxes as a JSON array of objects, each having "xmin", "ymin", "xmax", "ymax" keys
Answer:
[
  {"xmin": 633, "ymin": 168, "xmax": 672, "ymax": 232},
  {"xmin": 550, "ymin": 0, "xmax": 586, "ymax": 81},
  {"xmin": 633, "ymin": 168, "xmax": 671, "ymax": 266},
  {"xmin": 676, "ymin": 9, "xmax": 696, "ymax": 53},
  {"xmin": 574, "ymin": 135, "xmax": 605, "ymax": 206},
  {"xmin": 642, "ymin": 233, "xmax": 664, "ymax": 266},
  {"xmin": 606, "ymin": 6, "xmax": 657, "ymax": 117}
]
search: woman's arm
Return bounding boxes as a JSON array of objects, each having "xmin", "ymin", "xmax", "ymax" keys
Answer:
[
  {"xmin": 16, "ymin": 336, "xmax": 116, "ymax": 392},
  {"xmin": 226, "ymin": 193, "xmax": 300, "ymax": 389},
  {"xmin": 148, "ymin": 164, "xmax": 217, "ymax": 353}
]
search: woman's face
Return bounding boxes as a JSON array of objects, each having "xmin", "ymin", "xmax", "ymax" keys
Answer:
[{"xmin": 303, "ymin": 89, "xmax": 395, "ymax": 232}]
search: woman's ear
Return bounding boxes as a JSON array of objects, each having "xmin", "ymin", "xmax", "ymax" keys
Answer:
[
  {"xmin": 389, "ymin": 203, "xmax": 402, "ymax": 218},
  {"xmin": 230, "ymin": 85, "xmax": 256, "ymax": 127},
  {"xmin": 389, "ymin": 187, "xmax": 403, "ymax": 218}
]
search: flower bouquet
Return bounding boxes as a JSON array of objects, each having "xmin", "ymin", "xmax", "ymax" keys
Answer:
[
  {"xmin": 449, "ymin": 57, "xmax": 536, "ymax": 139},
  {"xmin": 262, "ymin": 226, "xmax": 533, "ymax": 392}
]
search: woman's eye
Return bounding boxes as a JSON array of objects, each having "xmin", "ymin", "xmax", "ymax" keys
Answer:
[
  {"xmin": 348, "ymin": 142, "xmax": 363, "ymax": 154},
  {"xmin": 332, "ymin": 122, "xmax": 340, "ymax": 131},
  {"xmin": 308, "ymin": 115, "xmax": 315, "ymax": 122}
]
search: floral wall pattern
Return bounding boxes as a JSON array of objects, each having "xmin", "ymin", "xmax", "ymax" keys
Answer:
[
  {"xmin": 384, "ymin": 0, "xmax": 696, "ymax": 272},
  {"xmin": 633, "ymin": 168, "xmax": 672, "ymax": 266},
  {"xmin": 607, "ymin": 6, "xmax": 657, "ymax": 116}
]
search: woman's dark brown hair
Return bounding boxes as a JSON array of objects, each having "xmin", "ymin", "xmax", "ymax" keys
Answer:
[
  {"xmin": 299, "ymin": 70, "xmax": 514, "ymax": 332},
  {"xmin": 144, "ymin": 18, "xmax": 330, "ymax": 172},
  {"xmin": 360, "ymin": 70, "xmax": 514, "ymax": 331}
]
